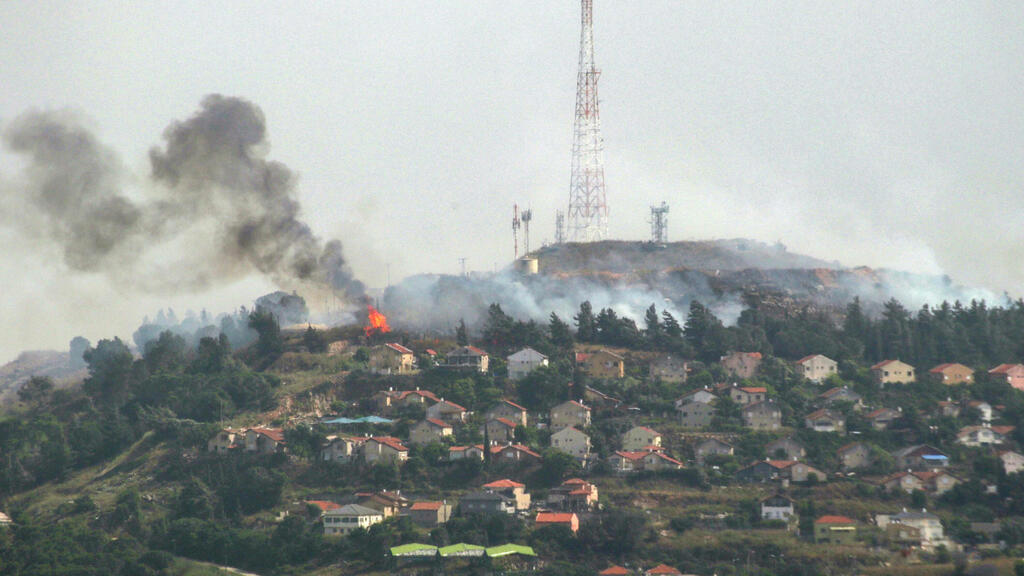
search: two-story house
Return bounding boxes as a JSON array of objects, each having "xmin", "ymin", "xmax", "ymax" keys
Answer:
[
  {"xmin": 805, "ymin": 409, "xmax": 845, "ymax": 433},
  {"xmin": 795, "ymin": 354, "xmax": 838, "ymax": 382},
  {"xmin": 368, "ymin": 343, "xmax": 416, "ymax": 375},
  {"xmin": 445, "ymin": 346, "xmax": 490, "ymax": 373},
  {"xmin": 546, "ymin": 478, "xmax": 599, "ymax": 511},
  {"xmin": 730, "ymin": 385, "xmax": 768, "ymax": 405},
  {"xmin": 409, "ymin": 418, "xmax": 453, "ymax": 445},
  {"xmin": 928, "ymin": 363, "xmax": 974, "ymax": 385},
  {"xmin": 549, "ymin": 400, "xmax": 591, "ymax": 431},
  {"xmin": 872, "ymin": 359, "xmax": 916, "ymax": 385},
  {"xmin": 363, "ymin": 436, "xmax": 409, "ymax": 465},
  {"xmin": 988, "ymin": 363, "xmax": 1024, "ymax": 391},
  {"xmin": 321, "ymin": 435, "xmax": 366, "ymax": 463},
  {"xmin": 761, "ymin": 494, "xmax": 795, "ymax": 522},
  {"xmin": 695, "ymin": 437, "xmax": 734, "ymax": 464},
  {"xmin": 649, "ymin": 355, "xmax": 689, "ymax": 383},
  {"xmin": 507, "ymin": 347, "xmax": 548, "ymax": 380},
  {"xmin": 323, "ymin": 504, "xmax": 384, "ymax": 536},
  {"xmin": 550, "ymin": 426, "xmax": 591, "ymax": 461},
  {"xmin": 720, "ymin": 351, "xmax": 762, "ymax": 379},
  {"xmin": 743, "ymin": 400, "xmax": 782, "ymax": 430},
  {"xmin": 837, "ymin": 442, "xmax": 871, "ymax": 470},
  {"xmin": 621, "ymin": 426, "xmax": 662, "ymax": 452},
  {"xmin": 486, "ymin": 399, "xmax": 529, "ymax": 427},
  {"xmin": 576, "ymin": 349, "xmax": 625, "ymax": 379}
]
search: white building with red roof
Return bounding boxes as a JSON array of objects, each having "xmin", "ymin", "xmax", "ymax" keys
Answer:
[
  {"xmin": 482, "ymin": 478, "xmax": 531, "ymax": 510},
  {"xmin": 871, "ymin": 359, "xmax": 916, "ymax": 385},
  {"xmin": 426, "ymin": 398, "xmax": 468, "ymax": 423},
  {"xmin": 363, "ymin": 436, "xmax": 409, "ymax": 465},
  {"xmin": 369, "ymin": 342, "xmax": 417, "ymax": 375},
  {"xmin": 409, "ymin": 418, "xmax": 454, "ymax": 445},
  {"xmin": 244, "ymin": 427, "xmax": 286, "ymax": 454},
  {"xmin": 486, "ymin": 399, "xmax": 529, "ymax": 427},
  {"xmin": 989, "ymin": 363, "xmax": 1024, "ymax": 390},
  {"xmin": 445, "ymin": 345, "xmax": 490, "ymax": 372},
  {"xmin": 795, "ymin": 354, "xmax": 838, "ymax": 382}
]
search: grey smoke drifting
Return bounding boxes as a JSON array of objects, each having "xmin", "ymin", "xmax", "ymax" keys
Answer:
[{"xmin": 1, "ymin": 95, "xmax": 363, "ymax": 298}]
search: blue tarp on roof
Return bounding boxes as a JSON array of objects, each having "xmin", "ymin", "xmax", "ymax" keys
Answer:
[{"xmin": 922, "ymin": 454, "xmax": 948, "ymax": 460}]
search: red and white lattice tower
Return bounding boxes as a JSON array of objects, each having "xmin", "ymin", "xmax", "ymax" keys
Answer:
[{"xmin": 567, "ymin": 0, "xmax": 608, "ymax": 242}]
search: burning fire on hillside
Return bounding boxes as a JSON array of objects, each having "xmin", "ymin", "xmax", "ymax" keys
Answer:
[{"xmin": 365, "ymin": 304, "xmax": 391, "ymax": 337}]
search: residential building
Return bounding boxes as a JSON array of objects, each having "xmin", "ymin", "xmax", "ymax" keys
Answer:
[
  {"xmin": 363, "ymin": 436, "xmax": 409, "ymax": 465},
  {"xmin": 373, "ymin": 388, "xmax": 439, "ymax": 413},
  {"xmin": 937, "ymin": 400, "xmax": 961, "ymax": 418},
  {"xmin": 837, "ymin": 442, "xmax": 871, "ymax": 470},
  {"xmin": 496, "ymin": 444, "xmax": 542, "ymax": 464},
  {"xmin": 551, "ymin": 426, "xmax": 591, "ymax": 461},
  {"xmin": 675, "ymin": 387, "xmax": 717, "ymax": 409},
  {"xmin": 448, "ymin": 444, "xmax": 502, "ymax": 462},
  {"xmin": 622, "ymin": 426, "xmax": 662, "ymax": 452},
  {"xmin": 486, "ymin": 399, "xmax": 528, "ymax": 427},
  {"xmin": 865, "ymin": 407, "xmax": 901, "ymax": 431},
  {"xmin": 795, "ymin": 354, "xmax": 838, "ymax": 382},
  {"xmin": 743, "ymin": 400, "xmax": 782, "ymax": 430},
  {"xmin": 695, "ymin": 437, "xmax": 734, "ymax": 464},
  {"xmin": 818, "ymin": 386, "xmax": 863, "ymax": 408},
  {"xmin": 535, "ymin": 512, "xmax": 579, "ymax": 533},
  {"xmin": 320, "ymin": 435, "xmax": 366, "ymax": 463},
  {"xmin": 761, "ymin": 494, "xmax": 795, "ymax": 522},
  {"xmin": 409, "ymin": 501, "xmax": 453, "ymax": 527},
  {"xmin": 484, "ymin": 417, "xmax": 518, "ymax": 443},
  {"xmin": 871, "ymin": 359, "xmax": 916, "ymax": 385},
  {"xmin": 805, "ymin": 409, "xmax": 845, "ymax": 433},
  {"xmin": 323, "ymin": 504, "xmax": 384, "ymax": 536},
  {"xmin": 766, "ymin": 438, "xmax": 806, "ymax": 460},
  {"xmin": 550, "ymin": 400, "xmax": 591, "ymax": 431},
  {"xmin": 678, "ymin": 395, "xmax": 717, "ymax": 428},
  {"xmin": 892, "ymin": 445, "xmax": 948, "ymax": 470},
  {"xmin": 608, "ymin": 450, "xmax": 683, "ymax": 473},
  {"xmin": 814, "ymin": 516, "xmax": 857, "ymax": 545},
  {"xmin": 507, "ymin": 347, "xmax": 548, "ymax": 380},
  {"xmin": 546, "ymin": 478, "xmax": 599, "ymax": 511},
  {"xmin": 737, "ymin": 460, "xmax": 826, "ymax": 483},
  {"xmin": 409, "ymin": 419, "xmax": 453, "ymax": 445},
  {"xmin": 730, "ymin": 385, "xmax": 768, "ymax": 405},
  {"xmin": 600, "ymin": 566, "xmax": 632, "ymax": 576},
  {"xmin": 208, "ymin": 428, "xmax": 240, "ymax": 453},
  {"xmin": 877, "ymin": 510, "xmax": 944, "ymax": 546},
  {"xmin": 720, "ymin": 351, "xmax": 762, "ymax": 379},
  {"xmin": 964, "ymin": 400, "xmax": 994, "ymax": 423},
  {"xmin": 649, "ymin": 355, "xmax": 688, "ymax": 383},
  {"xmin": 576, "ymin": 349, "xmax": 625, "ymax": 379},
  {"xmin": 244, "ymin": 428, "xmax": 285, "ymax": 454},
  {"xmin": 882, "ymin": 470, "xmax": 960, "ymax": 495},
  {"xmin": 999, "ymin": 450, "xmax": 1024, "ymax": 475},
  {"xmin": 988, "ymin": 363, "xmax": 1024, "ymax": 391},
  {"xmin": 426, "ymin": 399, "xmax": 468, "ymax": 424},
  {"xmin": 368, "ymin": 343, "xmax": 416, "ymax": 375},
  {"xmin": 957, "ymin": 425, "xmax": 1015, "ymax": 447},
  {"xmin": 459, "ymin": 492, "xmax": 516, "ymax": 515},
  {"xmin": 445, "ymin": 346, "xmax": 490, "ymax": 373},
  {"xmin": 481, "ymin": 479, "xmax": 531, "ymax": 510},
  {"xmin": 355, "ymin": 491, "xmax": 409, "ymax": 518},
  {"xmin": 928, "ymin": 363, "xmax": 974, "ymax": 385}
]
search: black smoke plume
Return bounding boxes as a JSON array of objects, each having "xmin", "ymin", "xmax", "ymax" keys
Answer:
[{"xmin": 1, "ymin": 95, "xmax": 363, "ymax": 297}]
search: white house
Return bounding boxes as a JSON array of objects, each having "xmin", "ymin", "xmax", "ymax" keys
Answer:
[
  {"xmin": 322, "ymin": 504, "xmax": 384, "ymax": 535},
  {"xmin": 795, "ymin": 354, "xmax": 838, "ymax": 382},
  {"xmin": 622, "ymin": 426, "xmax": 662, "ymax": 452},
  {"xmin": 507, "ymin": 347, "xmax": 549, "ymax": 380},
  {"xmin": 551, "ymin": 426, "xmax": 591, "ymax": 461},
  {"xmin": 760, "ymin": 494, "xmax": 795, "ymax": 522}
]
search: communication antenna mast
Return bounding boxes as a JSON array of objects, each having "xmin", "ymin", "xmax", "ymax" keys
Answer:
[
  {"xmin": 567, "ymin": 0, "xmax": 609, "ymax": 242},
  {"xmin": 650, "ymin": 202, "xmax": 669, "ymax": 243},
  {"xmin": 520, "ymin": 209, "xmax": 533, "ymax": 254},
  {"xmin": 555, "ymin": 210, "xmax": 566, "ymax": 244},
  {"xmin": 512, "ymin": 204, "xmax": 521, "ymax": 259}
]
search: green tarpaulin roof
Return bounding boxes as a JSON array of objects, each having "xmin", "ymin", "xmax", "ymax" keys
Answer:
[
  {"xmin": 485, "ymin": 544, "xmax": 537, "ymax": 558},
  {"xmin": 439, "ymin": 543, "xmax": 485, "ymax": 557},
  {"xmin": 390, "ymin": 543, "xmax": 438, "ymax": 556}
]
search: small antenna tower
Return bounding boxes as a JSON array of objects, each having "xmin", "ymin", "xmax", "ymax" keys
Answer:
[
  {"xmin": 520, "ymin": 209, "xmax": 533, "ymax": 254},
  {"xmin": 555, "ymin": 210, "xmax": 566, "ymax": 244},
  {"xmin": 459, "ymin": 257, "xmax": 467, "ymax": 277},
  {"xmin": 512, "ymin": 204, "xmax": 521, "ymax": 259},
  {"xmin": 650, "ymin": 201, "xmax": 669, "ymax": 243}
]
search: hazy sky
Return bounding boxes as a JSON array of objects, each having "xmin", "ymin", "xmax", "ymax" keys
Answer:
[{"xmin": 1, "ymin": 1, "xmax": 1022, "ymax": 362}]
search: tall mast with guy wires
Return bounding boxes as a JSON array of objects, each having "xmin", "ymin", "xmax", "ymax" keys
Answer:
[{"xmin": 567, "ymin": 0, "xmax": 608, "ymax": 242}]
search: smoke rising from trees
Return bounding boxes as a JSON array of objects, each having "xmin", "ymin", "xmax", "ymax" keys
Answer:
[{"xmin": 1, "ymin": 95, "xmax": 363, "ymax": 298}]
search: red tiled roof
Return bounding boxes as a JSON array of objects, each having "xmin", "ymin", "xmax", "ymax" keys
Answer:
[
  {"xmin": 614, "ymin": 451, "xmax": 648, "ymax": 461},
  {"xmin": 866, "ymin": 407, "xmax": 897, "ymax": 418},
  {"xmin": 600, "ymin": 566, "xmax": 631, "ymax": 576},
  {"xmin": 989, "ymin": 363, "xmax": 1016, "ymax": 374},
  {"xmin": 569, "ymin": 488, "xmax": 592, "ymax": 496},
  {"xmin": 929, "ymin": 363, "xmax": 955, "ymax": 373},
  {"xmin": 435, "ymin": 399, "xmax": 467, "ymax": 411},
  {"xmin": 816, "ymin": 515, "xmax": 855, "ymax": 524},
  {"xmin": 249, "ymin": 427, "xmax": 285, "ymax": 443},
  {"xmin": 483, "ymin": 478, "xmax": 525, "ymax": 489},
  {"xmin": 501, "ymin": 444, "xmax": 542, "ymax": 458},
  {"xmin": 738, "ymin": 387, "xmax": 767, "ymax": 394},
  {"xmin": 871, "ymin": 359, "xmax": 902, "ymax": 370},
  {"xmin": 493, "ymin": 417, "xmax": 518, "ymax": 428},
  {"xmin": 562, "ymin": 478, "xmax": 587, "ymax": 485},
  {"xmin": 410, "ymin": 501, "xmax": 443, "ymax": 511},
  {"xmin": 646, "ymin": 564, "xmax": 683, "ymax": 575},
  {"xmin": 766, "ymin": 460, "xmax": 797, "ymax": 469},
  {"xmin": 502, "ymin": 399, "xmax": 527, "ymax": 411},
  {"xmin": 370, "ymin": 436, "xmax": 408, "ymax": 452},
  {"xmin": 838, "ymin": 442, "xmax": 865, "ymax": 454},
  {"xmin": 806, "ymin": 408, "xmax": 836, "ymax": 420},
  {"xmin": 425, "ymin": 418, "xmax": 451, "ymax": 429},
  {"xmin": 635, "ymin": 426, "xmax": 661, "ymax": 435},
  {"xmin": 536, "ymin": 512, "xmax": 576, "ymax": 523},
  {"xmin": 647, "ymin": 452, "xmax": 684, "ymax": 466},
  {"xmin": 306, "ymin": 500, "xmax": 341, "ymax": 512},
  {"xmin": 993, "ymin": 425, "xmax": 1016, "ymax": 435},
  {"xmin": 385, "ymin": 342, "xmax": 414, "ymax": 355}
]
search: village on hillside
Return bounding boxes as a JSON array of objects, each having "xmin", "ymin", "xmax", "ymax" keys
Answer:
[{"xmin": 3, "ymin": 298, "xmax": 1024, "ymax": 576}]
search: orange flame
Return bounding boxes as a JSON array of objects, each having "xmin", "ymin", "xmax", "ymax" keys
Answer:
[{"xmin": 365, "ymin": 304, "xmax": 391, "ymax": 337}]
